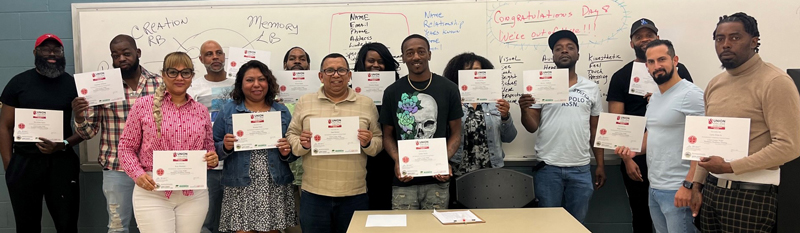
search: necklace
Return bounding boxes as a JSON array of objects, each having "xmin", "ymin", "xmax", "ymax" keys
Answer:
[{"xmin": 408, "ymin": 73, "xmax": 433, "ymax": 92}]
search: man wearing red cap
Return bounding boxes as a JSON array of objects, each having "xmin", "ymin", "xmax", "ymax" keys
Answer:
[{"xmin": 0, "ymin": 33, "xmax": 84, "ymax": 233}]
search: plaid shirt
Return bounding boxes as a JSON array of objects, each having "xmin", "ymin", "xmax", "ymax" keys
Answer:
[{"xmin": 75, "ymin": 67, "xmax": 161, "ymax": 171}]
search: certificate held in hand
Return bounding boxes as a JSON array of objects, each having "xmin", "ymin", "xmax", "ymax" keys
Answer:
[
  {"xmin": 152, "ymin": 150, "xmax": 207, "ymax": 191},
  {"xmin": 681, "ymin": 116, "xmax": 750, "ymax": 161},
  {"xmin": 458, "ymin": 70, "xmax": 502, "ymax": 103},
  {"xmin": 14, "ymin": 108, "xmax": 63, "ymax": 142},
  {"xmin": 629, "ymin": 62, "xmax": 659, "ymax": 96},
  {"xmin": 310, "ymin": 116, "xmax": 360, "ymax": 156},
  {"xmin": 74, "ymin": 68, "xmax": 125, "ymax": 106},
  {"xmin": 232, "ymin": 112, "xmax": 282, "ymax": 151},
  {"xmin": 594, "ymin": 113, "xmax": 647, "ymax": 152},
  {"xmin": 398, "ymin": 138, "xmax": 449, "ymax": 177},
  {"xmin": 523, "ymin": 69, "xmax": 569, "ymax": 104}
]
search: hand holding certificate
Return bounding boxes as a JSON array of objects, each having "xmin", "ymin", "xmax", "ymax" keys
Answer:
[
  {"xmin": 232, "ymin": 112, "xmax": 282, "ymax": 151},
  {"xmin": 152, "ymin": 150, "xmax": 208, "ymax": 191},
  {"xmin": 74, "ymin": 69, "xmax": 125, "ymax": 106},
  {"xmin": 458, "ymin": 70, "xmax": 502, "ymax": 103},
  {"xmin": 309, "ymin": 117, "xmax": 360, "ymax": 156},
  {"xmin": 595, "ymin": 113, "xmax": 647, "ymax": 152},
  {"xmin": 522, "ymin": 69, "xmax": 569, "ymax": 104},
  {"xmin": 629, "ymin": 62, "xmax": 659, "ymax": 96},
  {"xmin": 681, "ymin": 116, "xmax": 750, "ymax": 162},
  {"xmin": 397, "ymin": 138, "xmax": 449, "ymax": 177},
  {"xmin": 14, "ymin": 108, "xmax": 63, "ymax": 142},
  {"xmin": 351, "ymin": 71, "xmax": 394, "ymax": 105},
  {"xmin": 226, "ymin": 47, "xmax": 271, "ymax": 79},
  {"xmin": 274, "ymin": 71, "xmax": 322, "ymax": 103}
]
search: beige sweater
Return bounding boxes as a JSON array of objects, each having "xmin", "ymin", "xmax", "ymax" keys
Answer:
[{"xmin": 693, "ymin": 54, "xmax": 800, "ymax": 184}]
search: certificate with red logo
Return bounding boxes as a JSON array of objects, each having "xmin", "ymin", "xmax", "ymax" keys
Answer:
[
  {"xmin": 398, "ymin": 138, "xmax": 449, "ymax": 177},
  {"xmin": 458, "ymin": 69, "xmax": 502, "ymax": 103},
  {"xmin": 682, "ymin": 116, "xmax": 750, "ymax": 161},
  {"xmin": 14, "ymin": 108, "xmax": 63, "ymax": 142},
  {"xmin": 225, "ymin": 47, "xmax": 271, "ymax": 79},
  {"xmin": 594, "ymin": 113, "xmax": 646, "ymax": 152},
  {"xmin": 152, "ymin": 150, "xmax": 207, "ymax": 191},
  {"xmin": 232, "ymin": 112, "xmax": 282, "ymax": 151},
  {"xmin": 74, "ymin": 68, "xmax": 125, "ymax": 106},
  {"xmin": 522, "ymin": 69, "xmax": 569, "ymax": 104},
  {"xmin": 351, "ymin": 71, "xmax": 394, "ymax": 105},
  {"xmin": 629, "ymin": 62, "xmax": 659, "ymax": 96},
  {"xmin": 274, "ymin": 71, "xmax": 321, "ymax": 103},
  {"xmin": 310, "ymin": 116, "xmax": 360, "ymax": 156}
]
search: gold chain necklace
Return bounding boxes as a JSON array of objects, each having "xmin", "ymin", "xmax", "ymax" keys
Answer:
[{"xmin": 408, "ymin": 73, "xmax": 433, "ymax": 92}]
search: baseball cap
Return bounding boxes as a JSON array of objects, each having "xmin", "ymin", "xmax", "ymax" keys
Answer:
[
  {"xmin": 630, "ymin": 18, "xmax": 658, "ymax": 38},
  {"xmin": 548, "ymin": 30, "xmax": 579, "ymax": 51},
  {"xmin": 34, "ymin": 33, "xmax": 63, "ymax": 48}
]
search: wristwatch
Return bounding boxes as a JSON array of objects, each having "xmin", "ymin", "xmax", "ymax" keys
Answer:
[
  {"xmin": 62, "ymin": 140, "xmax": 69, "ymax": 151},
  {"xmin": 682, "ymin": 180, "xmax": 694, "ymax": 189}
]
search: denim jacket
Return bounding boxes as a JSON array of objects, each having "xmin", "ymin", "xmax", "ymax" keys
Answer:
[
  {"xmin": 213, "ymin": 100, "xmax": 298, "ymax": 187},
  {"xmin": 450, "ymin": 103, "xmax": 517, "ymax": 169}
]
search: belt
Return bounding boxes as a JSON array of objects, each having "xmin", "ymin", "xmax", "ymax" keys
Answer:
[{"xmin": 706, "ymin": 175, "xmax": 778, "ymax": 193}]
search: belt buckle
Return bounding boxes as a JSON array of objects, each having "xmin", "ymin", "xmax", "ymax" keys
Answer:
[{"xmin": 716, "ymin": 177, "xmax": 731, "ymax": 189}]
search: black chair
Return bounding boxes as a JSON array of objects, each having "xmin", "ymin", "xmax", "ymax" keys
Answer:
[{"xmin": 455, "ymin": 168, "xmax": 535, "ymax": 209}]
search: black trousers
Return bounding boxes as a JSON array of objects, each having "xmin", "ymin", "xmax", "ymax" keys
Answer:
[
  {"xmin": 620, "ymin": 155, "xmax": 653, "ymax": 233},
  {"xmin": 365, "ymin": 150, "xmax": 394, "ymax": 210},
  {"xmin": 5, "ymin": 152, "xmax": 80, "ymax": 233}
]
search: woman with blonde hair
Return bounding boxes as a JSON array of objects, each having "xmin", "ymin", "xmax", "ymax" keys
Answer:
[{"xmin": 118, "ymin": 51, "xmax": 220, "ymax": 233}]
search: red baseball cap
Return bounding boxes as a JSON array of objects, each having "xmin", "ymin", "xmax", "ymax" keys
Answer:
[{"xmin": 34, "ymin": 33, "xmax": 63, "ymax": 48}]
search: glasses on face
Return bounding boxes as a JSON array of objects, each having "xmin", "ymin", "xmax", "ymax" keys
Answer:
[
  {"xmin": 37, "ymin": 47, "xmax": 64, "ymax": 56},
  {"xmin": 163, "ymin": 68, "xmax": 195, "ymax": 79},
  {"xmin": 323, "ymin": 68, "xmax": 350, "ymax": 76}
]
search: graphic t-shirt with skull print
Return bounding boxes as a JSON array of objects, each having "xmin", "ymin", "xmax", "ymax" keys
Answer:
[{"xmin": 380, "ymin": 74, "xmax": 463, "ymax": 186}]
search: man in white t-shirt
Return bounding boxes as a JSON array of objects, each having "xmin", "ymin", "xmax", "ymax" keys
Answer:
[
  {"xmin": 518, "ymin": 30, "xmax": 606, "ymax": 224},
  {"xmin": 189, "ymin": 40, "xmax": 234, "ymax": 233}
]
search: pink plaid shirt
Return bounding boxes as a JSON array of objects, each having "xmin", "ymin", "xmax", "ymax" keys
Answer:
[{"xmin": 118, "ymin": 92, "xmax": 214, "ymax": 198}]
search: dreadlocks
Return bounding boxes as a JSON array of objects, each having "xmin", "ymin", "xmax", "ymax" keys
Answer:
[{"xmin": 714, "ymin": 12, "xmax": 760, "ymax": 53}]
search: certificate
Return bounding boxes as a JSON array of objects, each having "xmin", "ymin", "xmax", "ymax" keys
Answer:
[
  {"xmin": 398, "ymin": 138, "xmax": 449, "ymax": 177},
  {"xmin": 225, "ymin": 47, "xmax": 271, "ymax": 78},
  {"xmin": 522, "ymin": 69, "xmax": 569, "ymax": 104},
  {"xmin": 152, "ymin": 150, "xmax": 207, "ymax": 191},
  {"xmin": 14, "ymin": 108, "xmax": 63, "ymax": 142},
  {"xmin": 274, "ymin": 71, "xmax": 322, "ymax": 103},
  {"xmin": 629, "ymin": 62, "xmax": 659, "ymax": 96},
  {"xmin": 351, "ymin": 71, "xmax": 394, "ymax": 105},
  {"xmin": 74, "ymin": 68, "xmax": 125, "ymax": 106},
  {"xmin": 310, "ymin": 116, "xmax": 360, "ymax": 156},
  {"xmin": 682, "ymin": 116, "xmax": 750, "ymax": 161},
  {"xmin": 232, "ymin": 112, "xmax": 282, "ymax": 151},
  {"xmin": 458, "ymin": 70, "xmax": 502, "ymax": 103},
  {"xmin": 594, "ymin": 113, "xmax": 646, "ymax": 152}
]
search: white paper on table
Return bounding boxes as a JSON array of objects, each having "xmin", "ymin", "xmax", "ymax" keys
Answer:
[
  {"xmin": 274, "ymin": 71, "xmax": 321, "ymax": 103},
  {"xmin": 458, "ymin": 69, "xmax": 502, "ymax": 103},
  {"xmin": 225, "ymin": 47, "xmax": 271, "ymax": 79},
  {"xmin": 432, "ymin": 209, "xmax": 483, "ymax": 224},
  {"xmin": 13, "ymin": 108, "xmax": 63, "ymax": 142},
  {"xmin": 351, "ymin": 71, "xmax": 394, "ymax": 105},
  {"xmin": 398, "ymin": 138, "xmax": 449, "ymax": 177},
  {"xmin": 152, "ymin": 150, "xmax": 207, "ymax": 191},
  {"xmin": 629, "ymin": 62, "xmax": 659, "ymax": 96},
  {"xmin": 522, "ymin": 69, "xmax": 569, "ymax": 104},
  {"xmin": 365, "ymin": 214, "xmax": 407, "ymax": 227},
  {"xmin": 310, "ymin": 116, "xmax": 360, "ymax": 156},
  {"xmin": 594, "ymin": 113, "xmax": 647, "ymax": 152},
  {"xmin": 74, "ymin": 68, "xmax": 125, "ymax": 106},
  {"xmin": 681, "ymin": 116, "xmax": 750, "ymax": 162},
  {"xmin": 232, "ymin": 112, "xmax": 282, "ymax": 151}
]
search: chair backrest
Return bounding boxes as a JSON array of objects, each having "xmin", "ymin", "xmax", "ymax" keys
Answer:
[{"xmin": 455, "ymin": 168, "xmax": 534, "ymax": 209}]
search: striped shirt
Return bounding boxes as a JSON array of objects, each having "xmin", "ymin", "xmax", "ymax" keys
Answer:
[
  {"xmin": 75, "ymin": 67, "xmax": 161, "ymax": 171},
  {"xmin": 119, "ymin": 92, "xmax": 215, "ymax": 198}
]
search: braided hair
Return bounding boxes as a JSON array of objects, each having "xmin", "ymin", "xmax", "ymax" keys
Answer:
[{"xmin": 714, "ymin": 12, "xmax": 760, "ymax": 53}]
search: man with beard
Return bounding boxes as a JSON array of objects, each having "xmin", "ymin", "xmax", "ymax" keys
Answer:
[
  {"xmin": 380, "ymin": 34, "xmax": 462, "ymax": 210},
  {"xmin": 690, "ymin": 12, "xmax": 800, "ymax": 232},
  {"xmin": 518, "ymin": 30, "xmax": 605, "ymax": 224},
  {"xmin": 606, "ymin": 19, "xmax": 693, "ymax": 233},
  {"xmin": 72, "ymin": 34, "xmax": 161, "ymax": 233},
  {"xmin": 616, "ymin": 40, "xmax": 703, "ymax": 233},
  {"xmin": 186, "ymin": 40, "xmax": 233, "ymax": 233},
  {"xmin": 0, "ymin": 33, "xmax": 84, "ymax": 232}
]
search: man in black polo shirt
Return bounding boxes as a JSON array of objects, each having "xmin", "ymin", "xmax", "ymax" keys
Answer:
[{"xmin": 606, "ymin": 19, "xmax": 693, "ymax": 233}]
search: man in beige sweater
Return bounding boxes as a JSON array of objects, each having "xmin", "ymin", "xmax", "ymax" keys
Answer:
[{"xmin": 690, "ymin": 12, "xmax": 800, "ymax": 233}]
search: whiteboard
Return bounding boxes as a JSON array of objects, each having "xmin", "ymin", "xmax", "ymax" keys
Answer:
[{"xmin": 72, "ymin": 0, "xmax": 800, "ymax": 167}]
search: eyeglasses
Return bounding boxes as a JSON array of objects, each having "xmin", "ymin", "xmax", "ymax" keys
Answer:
[
  {"xmin": 163, "ymin": 68, "xmax": 195, "ymax": 79},
  {"xmin": 37, "ymin": 47, "xmax": 64, "ymax": 56},
  {"xmin": 322, "ymin": 68, "xmax": 350, "ymax": 76}
]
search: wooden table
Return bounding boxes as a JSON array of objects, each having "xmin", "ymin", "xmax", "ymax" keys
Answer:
[{"xmin": 347, "ymin": 208, "xmax": 590, "ymax": 233}]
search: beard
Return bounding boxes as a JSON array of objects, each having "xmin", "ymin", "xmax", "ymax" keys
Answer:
[
  {"xmin": 205, "ymin": 62, "xmax": 224, "ymax": 73},
  {"xmin": 118, "ymin": 59, "xmax": 140, "ymax": 78},
  {"xmin": 634, "ymin": 46, "xmax": 647, "ymax": 61},
  {"xmin": 34, "ymin": 54, "xmax": 66, "ymax": 78},
  {"xmin": 555, "ymin": 57, "xmax": 577, "ymax": 69},
  {"xmin": 651, "ymin": 67, "xmax": 675, "ymax": 85}
]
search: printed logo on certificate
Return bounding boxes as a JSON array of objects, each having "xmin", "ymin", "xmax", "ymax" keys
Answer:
[
  {"xmin": 594, "ymin": 113, "xmax": 646, "ymax": 152},
  {"xmin": 74, "ymin": 68, "xmax": 125, "ymax": 106},
  {"xmin": 310, "ymin": 117, "xmax": 360, "ymax": 156},
  {"xmin": 351, "ymin": 71, "xmax": 394, "ymax": 105},
  {"xmin": 458, "ymin": 69, "xmax": 502, "ymax": 103},
  {"xmin": 522, "ymin": 69, "xmax": 569, "ymax": 104},
  {"xmin": 14, "ymin": 108, "xmax": 63, "ymax": 142},
  {"xmin": 226, "ymin": 47, "xmax": 271, "ymax": 78},
  {"xmin": 275, "ymin": 71, "xmax": 321, "ymax": 103},
  {"xmin": 398, "ymin": 138, "xmax": 449, "ymax": 177},
  {"xmin": 232, "ymin": 112, "xmax": 282, "ymax": 151},
  {"xmin": 152, "ymin": 150, "xmax": 207, "ymax": 191},
  {"xmin": 629, "ymin": 62, "xmax": 659, "ymax": 96},
  {"xmin": 681, "ymin": 116, "xmax": 750, "ymax": 161}
]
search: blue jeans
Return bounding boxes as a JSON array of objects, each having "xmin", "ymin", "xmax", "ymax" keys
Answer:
[
  {"xmin": 201, "ymin": 170, "xmax": 223, "ymax": 233},
  {"xmin": 534, "ymin": 164, "xmax": 593, "ymax": 223},
  {"xmin": 102, "ymin": 170, "xmax": 136, "ymax": 233},
  {"xmin": 299, "ymin": 190, "xmax": 368, "ymax": 233},
  {"xmin": 649, "ymin": 188, "xmax": 697, "ymax": 233}
]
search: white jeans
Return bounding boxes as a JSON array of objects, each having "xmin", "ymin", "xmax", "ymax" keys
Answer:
[{"xmin": 133, "ymin": 185, "xmax": 209, "ymax": 233}]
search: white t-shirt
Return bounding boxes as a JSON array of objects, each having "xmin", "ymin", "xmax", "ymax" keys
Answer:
[
  {"xmin": 187, "ymin": 76, "xmax": 235, "ymax": 170},
  {"xmin": 531, "ymin": 76, "xmax": 603, "ymax": 167}
]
